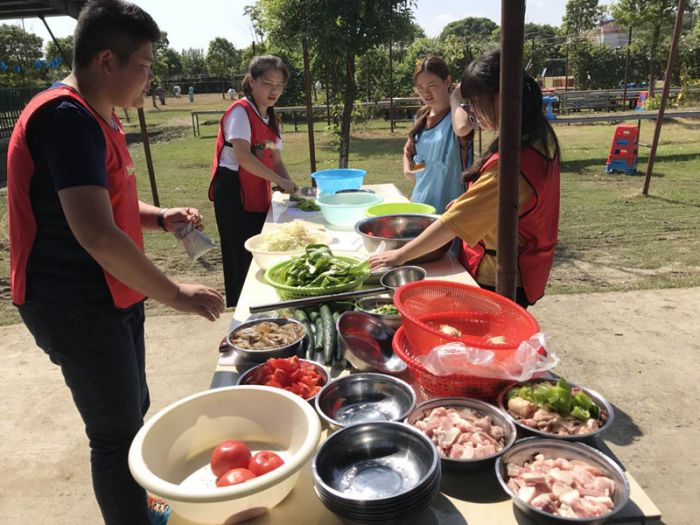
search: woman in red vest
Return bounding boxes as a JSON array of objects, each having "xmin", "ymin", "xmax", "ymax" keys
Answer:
[
  {"xmin": 370, "ymin": 49, "xmax": 560, "ymax": 308},
  {"xmin": 209, "ymin": 56, "xmax": 298, "ymax": 307}
]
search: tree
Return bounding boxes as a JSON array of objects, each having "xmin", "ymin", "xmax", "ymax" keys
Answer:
[
  {"xmin": 180, "ymin": 48, "xmax": 208, "ymax": 77},
  {"xmin": 612, "ymin": 0, "xmax": 684, "ymax": 96},
  {"xmin": 0, "ymin": 24, "xmax": 44, "ymax": 87},
  {"xmin": 45, "ymin": 35, "xmax": 73, "ymax": 77},
  {"xmin": 523, "ymin": 23, "xmax": 564, "ymax": 78},
  {"xmin": 257, "ymin": 0, "xmax": 416, "ymax": 167},
  {"xmin": 152, "ymin": 32, "xmax": 183, "ymax": 80},
  {"xmin": 439, "ymin": 17, "xmax": 498, "ymax": 41},
  {"xmin": 562, "ymin": 0, "xmax": 605, "ymax": 36},
  {"xmin": 206, "ymin": 37, "xmax": 240, "ymax": 78}
]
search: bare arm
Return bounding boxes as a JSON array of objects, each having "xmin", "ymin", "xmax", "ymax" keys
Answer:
[
  {"xmin": 369, "ymin": 219, "xmax": 457, "ymax": 268},
  {"xmin": 271, "ymin": 149, "xmax": 298, "ymax": 192},
  {"xmin": 59, "ymin": 186, "xmax": 224, "ymax": 319},
  {"xmin": 450, "ymin": 86, "xmax": 474, "ymax": 138},
  {"xmin": 232, "ymin": 139, "xmax": 295, "ymax": 193},
  {"xmin": 402, "ymin": 137, "xmax": 417, "ymax": 184},
  {"xmin": 139, "ymin": 201, "xmax": 205, "ymax": 232}
]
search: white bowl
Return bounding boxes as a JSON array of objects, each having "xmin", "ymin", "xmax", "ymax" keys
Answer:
[
  {"xmin": 244, "ymin": 230, "xmax": 331, "ymax": 270},
  {"xmin": 128, "ymin": 386, "xmax": 321, "ymax": 524}
]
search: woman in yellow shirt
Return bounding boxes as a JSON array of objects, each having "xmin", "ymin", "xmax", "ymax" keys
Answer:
[{"xmin": 370, "ymin": 50, "xmax": 560, "ymax": 308}]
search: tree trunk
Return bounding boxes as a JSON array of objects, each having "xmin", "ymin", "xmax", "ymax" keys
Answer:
[
  {"xmin": 339, "ymin": 53, "xmax": 356, "ymax": 169},
  {"xmin": 648, "ymin": 23, "xmax": 661, "ymax": 98}
]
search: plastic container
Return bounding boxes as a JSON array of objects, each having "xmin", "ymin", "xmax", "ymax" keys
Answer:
[
  {"xmin": 316, "ymin": 192, "xmax": 383, "ymax": 227},
  {"xmin": 244, "ymin": 231, "xmax": 331, "ymax": 270},
  {"xmin": 128, "ymin": 386, "xmax": 321, "ymax": 525},
  {"xmin": 393, "ymin": 280, "xmax": 540, "ymax": 356},
  {"xmin": 311, "ymin": 168, "xmax": 367, "ymax": 195},
  {"xmin": 365, "ymin": 202, "xmax": 436, "ymax": 217},
  {"xmin": 173, "ymin": 222, "xmax": 216, "ymax": 261}
]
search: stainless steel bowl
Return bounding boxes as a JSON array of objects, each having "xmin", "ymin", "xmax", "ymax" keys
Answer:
[
  {"xmin": 405, "ymin": 397, "xmax": 517, "ymax": 470},
  {"xmin": 237, "ymin": 358, "xmax": 329, "ymax": 404},
  {"xmin": 495, "ymin": 437, "xmax": 630, "ymax": 525},
  {"xmin": 355, "ymin": 296, "xmax": 402, "ymax": 330},
  {"xmin": 226, "ymin": 318, "xmax": 306, "ymax": 363},
  {"xmin": 299, "ymin": 186, "xmax": 317, "ymax": 197},
  {"xmin": 355, "ymin": 214, "xmax": 451, "ymax": 263},
  {"xmin": 315, "ymin": 373, "xmax": 416, "ymax": 429},
  {"xmin": 380, "ymin": 265, "xmax": 427, "ymax": 292},
  {"xmin": 336, "ymin": 311, "xmax": 406, "ymax": 374},
  {"xmin": 312, "ymin": 421, "xmax": 440, "ymax": 512},
  {"xmin": 496, "ymin": 380, "xmax": 614, "ymax": 441}
]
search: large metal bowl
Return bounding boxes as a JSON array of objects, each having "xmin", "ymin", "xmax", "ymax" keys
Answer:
[
  {"xmin": 312, "ymin": 421, "xmax": 441, "ymax": 521},
  {"xmin": 355, "ymin": 214, "xmax": 451, "ymax": 263},
  {"xmin": 355, "ymin": 296, "xmax": 402, "ymax": 330},
  {"xmin": 225, "ymin": 318, "xmax": 306, "ymax": 363},
  {"xmin": 495, "ymin": 437, "xmax": 630, "ymax": 525},
  {"xmin": 405, "ymin": 397, "xmax": 517, "ymax": 470},
  {"xmin": 496, "ymin": 380, "xmax": 614, "ymax": 441},
  {"xmin": 315, "ymin": 373, "xmax": 416, "ymax": 429},
  {"xmin": 336, "ymin": 311, "xmax": 406, "ymax": 374}
]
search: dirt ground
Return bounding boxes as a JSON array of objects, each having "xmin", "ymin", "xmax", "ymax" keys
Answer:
[{"xmin": 1, "ymin": 287, "xmax": 698, "ymax": 525}]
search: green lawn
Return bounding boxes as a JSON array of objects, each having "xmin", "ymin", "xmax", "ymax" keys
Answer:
[{"xmin": 1, "ymin": 94, "xmax": 698, "ymax": 324}]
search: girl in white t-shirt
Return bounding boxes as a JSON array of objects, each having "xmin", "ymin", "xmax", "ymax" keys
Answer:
[{"xmin": 209, "ymin": 55, "xmax": 297, "ymax": 307}]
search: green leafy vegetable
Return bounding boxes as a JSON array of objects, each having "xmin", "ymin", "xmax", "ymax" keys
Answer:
[
  {"xmin": 508, "ymin": 378, "xmax": 599, "ymax": 421},
  {"xmin": 281, "ymin": 244, "xmax": 369, "ymax": 288},
  {"xmin": 289, "ymin": 194, "xmax": 320, "ymax": 211},
  {"xmin": 367, "ymin": 304, "xmax": 399, "ymax": 315}
]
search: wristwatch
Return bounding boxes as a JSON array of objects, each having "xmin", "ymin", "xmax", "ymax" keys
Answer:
[{"xmin": 157, "ymin": 208, "xmax": 169, "ymax": 232}]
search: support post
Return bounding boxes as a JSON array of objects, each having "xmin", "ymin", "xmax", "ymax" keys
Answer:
[
  {"xmin": 301, "ymin": 1, "xmax": 317, "ymax": 174},
  {"xmin": 137, "ymin": 108, "xmax": 160, "ymax": 207},
  {"xmin": 622, "ymin": 27, "xmax": 633, "ymax": 108},
  {"xmin": 643, "ymin": 0, "xmax": 686, "ymax": 196},
  {"xmin": 496, "ymin": 0, "xmax": 526, "ymax": 301}
]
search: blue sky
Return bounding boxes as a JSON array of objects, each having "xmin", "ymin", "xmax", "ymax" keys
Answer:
[{"xmin": 5, "ymin": 0, "xmax": 572, "ymax": 52}]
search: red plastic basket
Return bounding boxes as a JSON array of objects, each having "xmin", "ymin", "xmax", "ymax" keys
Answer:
[
  {"xmin": 393, "ymin": 280, "xmax": 540, "ymax": 356},
  {"xmin": 393, "ymin": 326, "xmax": 508, "ymax": 401}
]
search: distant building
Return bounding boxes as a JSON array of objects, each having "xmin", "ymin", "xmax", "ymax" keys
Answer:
[{"xmin": 589, "ymin": 19, "xmax": 629, "ymax": 48}]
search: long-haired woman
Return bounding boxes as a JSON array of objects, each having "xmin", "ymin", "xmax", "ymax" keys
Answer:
[
  {"xmin": 372, "ymin": 49, "xmax": 560, "ymax": 308},
  {"xmin": 208, "ymin": 55, "xmax": 298, "ymax": 307}
]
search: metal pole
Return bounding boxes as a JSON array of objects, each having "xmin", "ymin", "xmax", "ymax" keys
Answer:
[
  {"xmin": 496, "ymin": 0, "xmax": 526, "ymax": 301},
  {"xmin": 389, "ymin": 39, "xmax": 395, "ymax": 133},
  {"xmin": 301, "ymin": 2, "xmax": 317, "ymax": 175},
  {"xmin": 137, "ymin": 108, "xmax": 160, "ymax": 207},
  {"xmin": 622, "ymin": 27, "xmax": 633, "ymax": 108},
  {"xmin": 530, "ymin": 34, "xmax": 535, "ymax": 73},
  {"xmin": 643, "ymin": 0, "xmax": 685, "ymax": 196}
]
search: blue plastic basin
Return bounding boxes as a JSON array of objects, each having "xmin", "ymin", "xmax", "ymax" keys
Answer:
[{"xmin": 311, "ymin": 169, "xmax": 367, "ymax": 195}]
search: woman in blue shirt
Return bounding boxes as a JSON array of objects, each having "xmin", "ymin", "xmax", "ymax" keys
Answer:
[{"xmin": 403, "ymin": 56, "xmax": 475, "ymax": 213}]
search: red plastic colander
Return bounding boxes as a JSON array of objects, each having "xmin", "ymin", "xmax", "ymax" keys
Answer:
[
  {"xmin": 392, "ymin": 280, "xmax": 540, "ymax": 356},
  {"xmin": 392, "ymin": 326, "xmax": 508, "ymax": 401}
]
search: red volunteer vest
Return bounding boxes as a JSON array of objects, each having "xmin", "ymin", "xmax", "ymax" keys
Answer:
[
  {"xmin": 208, "ymin": 98, "xmax": 279, "ymax": 212},
  {"xmin": 458, "ymin": 148, "xmax": 560, "ymax": 305},
  {"xmin": 7, "ymin": 86, "xmax": 145, "ymax": 308}
]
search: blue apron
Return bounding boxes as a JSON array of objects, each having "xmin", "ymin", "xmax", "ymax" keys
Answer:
[{"xmin": 411, "ymin": 110, "xmax": 466, "ymax": 213}]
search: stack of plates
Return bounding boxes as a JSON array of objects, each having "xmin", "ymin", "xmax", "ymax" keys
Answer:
[{"xmin": 312, "ymin": 422, "xmax": 441, "ymax": 523}]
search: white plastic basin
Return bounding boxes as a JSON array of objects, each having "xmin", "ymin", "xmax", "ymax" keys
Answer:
[{"xmin": 128, "ymin": 386, "xmax": 322, "ymax": 524}]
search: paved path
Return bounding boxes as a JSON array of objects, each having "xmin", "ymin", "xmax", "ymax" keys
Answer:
[{"xmin": 1, "ymin": 287, "xmax": 698, "ymax": 524}]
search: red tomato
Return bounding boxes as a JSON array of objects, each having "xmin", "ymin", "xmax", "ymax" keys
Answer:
[
  {"xmin": 246, "ymin": 356, "xmax": 325, "ymax": 399},
  {"xmin": 215, "ymin": 467, "xmax": 257, "ymax": 487},
  {"xmin": 210, "ymin": 440, "xmax": 252, "ymax": 478},
  {"xmin": 248, "ymin": 451, "xmax": 285, "ymax": 476}
]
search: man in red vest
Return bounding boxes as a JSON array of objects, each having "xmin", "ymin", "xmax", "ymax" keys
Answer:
[{"xmin": 6, "ymin": 1, "xmax": 224, "ymax": 523}]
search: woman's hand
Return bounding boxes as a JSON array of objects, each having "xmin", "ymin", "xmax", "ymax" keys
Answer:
[
  {"xmin": 163, "ymin": 207, "xmax": 204, "ymax": 231},
  {"xmin": 276, "ymin": 177, "xmax": 298, "ymax": 194},
  {"xmin": 369, "ymin": 249, "xmax": 407, "ymax": 269}
]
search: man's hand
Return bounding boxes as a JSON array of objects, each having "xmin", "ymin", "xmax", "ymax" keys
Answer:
[
  {"xmin": 168, "ymin": 283, "xmax": 225, "ymax": 321},
  {"xmin": 163, "ymin": 207, "xmax": 204, "ymax": 232}
]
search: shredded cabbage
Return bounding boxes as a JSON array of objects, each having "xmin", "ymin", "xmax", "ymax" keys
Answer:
[{"xmin": 258, "ymin": 220, "xmax": 325, "ymax": 252}]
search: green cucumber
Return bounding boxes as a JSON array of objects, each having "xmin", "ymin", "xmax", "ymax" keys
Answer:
[
  {"xmin": 314, "ymin": 315, "xmax": 324, "ymax": 352},
  {"xmin": 292, "ymin": 309, "xmax": 314, "ymax": 359},
  {"xmin": 320, "ymin": 305, "xmax": 336, "ymax": 365}
]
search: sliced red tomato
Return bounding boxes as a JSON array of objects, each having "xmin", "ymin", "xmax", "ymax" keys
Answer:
[{"xmin": 245, "ymin": 356, "xmax": 325, "ymax": 399}]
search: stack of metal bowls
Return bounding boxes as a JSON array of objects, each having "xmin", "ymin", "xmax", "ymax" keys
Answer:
[{"xmin": 312, "ymin": 421, "xmax": 441, "ymax": 524}]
